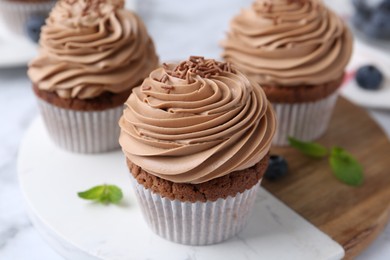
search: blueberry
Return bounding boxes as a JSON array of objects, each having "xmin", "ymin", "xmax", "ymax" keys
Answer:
[
  {"xmin": 355, "ymin": 65, "xmax": 384, "ymax": 90},
  {"xmin": 25, "ymin": 15, "xmax": 46, "ymax": 43},
  {"xmin": 378, "ymin": 0, "xmax": 390, "ymax": 12},
  {"xmin": 351, "ymin": 0, "xmax": 372, "ymax": 32},
  {"xmin": 352, "ymin": 12, "xmax": 370, "ymax": 30},
  {"xmin": 352, "ymin": 0, "xmax": 372, "ymax": 17},
  {"xmin": 264, "ymin": 155, "xmax": 288, "ymax": 181},
  {"xmin": 365, "ymin": 10, "xmax": 390, "ymax": 40}
]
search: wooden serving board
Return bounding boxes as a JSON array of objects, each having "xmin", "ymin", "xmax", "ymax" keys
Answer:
[{"xmin": 263, "ymin": 97, "xmax": 390, "ymax": 259}]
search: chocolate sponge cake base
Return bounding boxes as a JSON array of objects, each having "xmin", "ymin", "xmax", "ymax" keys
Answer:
[
  {"xmin": 127, "ymin": 155, "xmax": 269, "ymax": 203},
  {"xmin": 261, "ymin": 74, "xmax": 344, "ymax": 104},
  {"xmin": 33, "ymin": 84, "xmax": 133, "ymax": 111}
]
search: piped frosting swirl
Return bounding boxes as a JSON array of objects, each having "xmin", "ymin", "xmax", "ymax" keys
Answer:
[
  {"xmin": 28, "ymin": 0, "xmax": 159, "ymax": 99},
  {"xmin": 222, "ymin": 0, "xmax": 353, "ymax": 86},
  {"xmin": 119, "ymin": 57, "xmax": 276, "ymax": 184}
]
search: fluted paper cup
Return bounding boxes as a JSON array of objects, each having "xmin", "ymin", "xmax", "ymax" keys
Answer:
[
  {"xmin": 38, "ymin": 99, "xmax": 123, "ymax": 154},
  {"xmin": 272, "ymin": 92, "xmax": 338, "ymax": 146},
  {"xmin": 0, "ymin": 0, "xmax": 55, "ymax": 36},
  {"xmin": 130, "ymin": 177, "xmax": 260, "ymax": 246}
]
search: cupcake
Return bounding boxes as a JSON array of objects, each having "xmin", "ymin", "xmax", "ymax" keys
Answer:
[
  {"xmin": 28, "ymin": 0, "xmax": 159, "ymax": 153},
  {"xmin": 119, "ymin": 56, "xmax": 276, "ymax": 245},
  {"xmin": 0, "ymin": 0, "xmax": 56, "ymax": 37},
  {"xmin": 222, "ymin": 0, "xmax": 353, "ymax": 145}
]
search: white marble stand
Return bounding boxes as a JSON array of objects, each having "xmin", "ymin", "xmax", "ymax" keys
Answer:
[{"xmin": 17, "ymin": 117, "xmax": 344, "ymax": 260}]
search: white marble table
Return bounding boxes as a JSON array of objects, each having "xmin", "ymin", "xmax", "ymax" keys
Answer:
[{"xmin": 0, "ymin": 0, "xmax": 390, "ymax": 259}]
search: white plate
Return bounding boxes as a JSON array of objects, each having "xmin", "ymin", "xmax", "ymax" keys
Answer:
[
  {"xmin": 341, "ymin": 39, "xmax": 390, "ymax": 110},
  {"xmin": 0, "ymin": 21, "xmax": 38, "ymax": 68},
  {"xmin": 17, "ymin": 117, "xmax": 344, "ymax": 260}
]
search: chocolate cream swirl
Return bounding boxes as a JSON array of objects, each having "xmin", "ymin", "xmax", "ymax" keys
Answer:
[
  {"xmin": 119, "ymin": 57, "xmax": 276, "ymax": 184},
  {"xmin": 222, "ymin": 0, "xmax": 353, "ymax": 86},
  {"xmin": 28, "ymin": 0, "xmax": 159, "ymax": 99}
]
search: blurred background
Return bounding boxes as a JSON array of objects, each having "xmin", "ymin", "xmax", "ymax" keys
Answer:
[{"xmin": 0, "ymin": 0, "xmax": 389, "ymax": 259}]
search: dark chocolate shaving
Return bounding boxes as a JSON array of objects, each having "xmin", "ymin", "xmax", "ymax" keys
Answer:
[
  {"xmin": 287, "ymin": 0, "xmax": 307, "ymax": 5},
  {"xmin": 161, "ymin": 85, "xmax": 175, "ymax": 94},
  {"xmin": 64, "ymin": 0, "xmax": 124, "ymax": 16},
  {"xmin": 65, "ymin": 0, "xmax": 77, "ymax": 4}
]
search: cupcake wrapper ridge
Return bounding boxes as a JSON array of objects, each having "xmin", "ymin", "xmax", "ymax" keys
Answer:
[
  {"xmin": 38, "ymin": 99, "xmax": 123, "ymax": 154},
  {"xmin": 272, "ymin": 92, "xmax": 338, "ymax": 146},
  {"xmin": 131, "ymin": 178, "xmax": 260, "ymax": 246}
]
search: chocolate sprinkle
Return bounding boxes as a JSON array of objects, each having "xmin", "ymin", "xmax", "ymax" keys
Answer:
[
  {"xmin": 64, "ymin": 0, "xmax": 124, "ymax": 16},
  {"xmin": 65, "ymin": 0, "xmax": 77, "ymax": 4},
  {"xmin": 161, "ymin": 85, "xmax": 175, "ymax": 94},
  {"xmin": 163, "ymin": 56, "xmax": 236, "ymax": 81},
  {"xmin": 287, "ymin": 0, "xmax": 307, "ymax": 5}
]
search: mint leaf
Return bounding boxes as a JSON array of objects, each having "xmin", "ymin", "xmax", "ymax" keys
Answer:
[
  {"xmin": 78, "ymin": 184, "xmax": 123, "ymax": 205},
  {"xmin": 288, "ymin": 137, "xmax": 328, "ymax": 158},
  {"xmin": 78, "ymin": 186, "xmax": 105, "ymax": 200},
  {"xmin": 106, "ymin": 185, "xmax": 123, "ymax": 204},
  {"xmin": 329, "ymin": 147, "xmax": 363, "ymax": 186}
]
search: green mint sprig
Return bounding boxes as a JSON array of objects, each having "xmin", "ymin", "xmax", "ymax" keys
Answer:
[
  {"xmin": 288, "ymin": 137, "xmax": 328, "ymax": 158},
  {"xmin": 78, "ymin": 184, "xmax": 123, "ymax": 205},
  {"xmin": 288, "ymin": 137, "xmax": 364, "ymax": 187},
  {"xmin": 329, "ymin": 147, "xmax": 364, "ymax": 186}
]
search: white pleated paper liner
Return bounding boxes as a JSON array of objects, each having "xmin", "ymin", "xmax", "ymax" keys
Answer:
[
  {"xmin": 38, "ymin": 99, "xmax": 123, "ymax": 154},
  {"xmin": 0, "ymin": 0, "xmax": 55, "ymax": 36},
  {"xmin": 272, "ymin": 92, "xmax": 338, "ymax": 146},
  {"xmin": 131, "ymin": 177, "xmax": 261, "ymax": 246}
]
